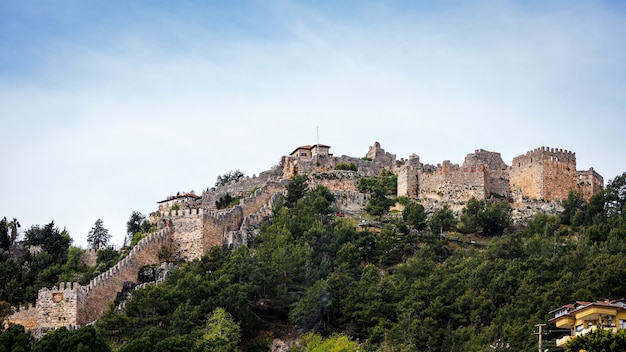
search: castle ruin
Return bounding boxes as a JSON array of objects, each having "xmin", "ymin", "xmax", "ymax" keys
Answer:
[{"xmin": 4, "ymin": 142, "xmax": 603, "ymax": 335}]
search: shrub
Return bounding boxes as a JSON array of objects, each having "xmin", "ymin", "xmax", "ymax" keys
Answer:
[{"xmin": 336, "ymin": 162, "xmax": 358, "ymax": 171}]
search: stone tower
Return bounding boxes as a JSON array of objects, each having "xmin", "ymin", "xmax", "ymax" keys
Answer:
[{"xmin": 510, "ymin": 147, "xmax": 578, "ymax": 201}]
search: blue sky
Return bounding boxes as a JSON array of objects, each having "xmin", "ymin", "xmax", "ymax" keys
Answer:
[{"xmin": 1, "ymin": 0, "xmax": 625, "ymax": 247}]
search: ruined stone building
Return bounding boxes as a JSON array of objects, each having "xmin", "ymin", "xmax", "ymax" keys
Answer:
[{"xmin": 4, "ymin": 142, "xmax": 603, "ymax": 335}]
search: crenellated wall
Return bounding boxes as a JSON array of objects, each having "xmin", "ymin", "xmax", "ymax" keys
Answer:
[
  {"xmin": 78, "ymin": 229, "xmax": 171, "ymax": 325},
  {"xmin": 5, "ymin": 142, "xmax": 604, "ymax": 337},
  {"xmin": 165, "ymin": 209, "xmax": 205, "ymax": 261},
  {"xmin": 510, "ymin": 147, "xmax": 578, "ymax": 201},
  {"xmin": 37, "ymin": 282, "xmax": 81, "ymax": 328}
]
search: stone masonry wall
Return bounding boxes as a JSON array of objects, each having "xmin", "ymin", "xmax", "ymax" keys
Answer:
[
  {"xmin": 78, "ymin": 229, "xmax": 171, "ymax": 325},
  {"xmin": 510, "ymin": 147, "xmax": 577, "ymax": 201},
  {"xmin": 397, "ymin": 154, "xmax": 421, "ymax": 198},
  {"xmin": 203, "ymin": 166, "xmax": 283, "ymax": 210},
  {"xmin": 542, "ymin": 150, "xmax": 578, "ymax": 200},
  {"xmin": 224, "ymin": 190, "xmax": 286, "ymax": 248},
  {"xmin": 37, "ymin": 282, "xmax": 80, "ymax": 328},
  {"xmin": 80, "ymin": 249, "xmax": 97, "ymax": 268},
  {"xmin": 418, "ymin": 161, "xmax": 488, "ymax": 202},
  {"xmin": 577, "ymin": 168, "xmax": 604, "ymax": 201},
  {"xmin": 167, "ymin": 209, "xmax": 205, "ymax": 261},
  {"xmin": 204, "ymin": 180, "xmax": 288, "ymax": 252},
  {"xmin": 462, "ymin": 149, "xmax": 510, "ymax": 197},
  {"xmin": 308, "ymin": 171, "xmax": 360, "ymax": 192},
  {"xmin": 4, "ymin": 303, "xmax": 38, "ymax": 330}
]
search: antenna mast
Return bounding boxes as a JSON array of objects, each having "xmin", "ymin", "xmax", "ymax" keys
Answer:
[{"xmin": 316, "ymin": 126, "xmax": 319, "ymax": 154}]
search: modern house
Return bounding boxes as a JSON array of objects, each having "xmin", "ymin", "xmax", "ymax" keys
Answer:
[{"xmin": 549, "ymin": 299, "xmax": 626, "ymax": 347}]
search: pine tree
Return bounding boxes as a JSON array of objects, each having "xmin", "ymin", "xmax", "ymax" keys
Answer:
[{"xmin": 87, "ymin": 219, "xmax": 111, "ymax": 250}]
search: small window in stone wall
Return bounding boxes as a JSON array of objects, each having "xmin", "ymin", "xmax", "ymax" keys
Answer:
[{"xmin": 52, "ymin": 293, "xmax": 64, "ymax": 303}]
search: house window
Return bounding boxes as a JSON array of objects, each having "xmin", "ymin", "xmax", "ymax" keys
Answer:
[
  {"xmin": 576, "ymin": 325, "xmax": 583, "ymax": 333},
  {"xmin": 620, "ymin": 319, "xmax": 626, "ymax": 329}
]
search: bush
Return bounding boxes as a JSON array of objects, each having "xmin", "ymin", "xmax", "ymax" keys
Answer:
[{"xmin": 335, "ymin": 162, "xmax": 357, "ymax": 171}]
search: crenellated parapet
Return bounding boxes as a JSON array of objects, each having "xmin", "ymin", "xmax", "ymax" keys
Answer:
[
  {"xmin": 510, "ymin": 146, "xmax": 579, "ymax": 201},
  {"xmin": 10, "ymin": 142, "xmax": 604, "ymax": 337},
  {"xmin": 78, "ymin": 228, "xmax": 172, "ymax": 325}
]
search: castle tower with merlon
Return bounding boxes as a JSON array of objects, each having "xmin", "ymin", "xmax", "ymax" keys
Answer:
[
  {"xmin": 36, "ymin": 282, "xmax": 81, "ymax": 329},
  {"xmin": 510, "ymin": 147, "xmax": 578, "ymax": 201}
]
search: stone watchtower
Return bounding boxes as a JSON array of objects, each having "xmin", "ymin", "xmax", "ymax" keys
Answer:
[{"xmin": 510, "ymin": 147, "xmax": 578, "ymax": 201}]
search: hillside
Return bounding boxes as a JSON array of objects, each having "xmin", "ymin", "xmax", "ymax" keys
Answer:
[{"xmin": 0, "ymin": 143, "xmax": 624, "ymax": 351}]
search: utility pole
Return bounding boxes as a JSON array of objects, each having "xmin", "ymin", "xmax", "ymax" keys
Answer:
[{"xmin": 535, "ymin": 324, "xmax": 546, "ymax": 352}]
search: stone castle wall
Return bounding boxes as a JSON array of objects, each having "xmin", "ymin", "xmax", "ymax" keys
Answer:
[
  {"xmin": 4, "ymin": 303, "xmax": 38, "ymax": 330},
  {"xmin": 397, "ymin": 154, "xmax": 421, "ymax": 199},
  {"xmin": 205, "ymin": 180, "xmax": 288, "ymax": 252},
  {"xmin": 37, "ymin": 282, "xmax": 80, "ymax": 328},
  {"xmin": 80, "ymin": 249, "xmax": 97, "ymax": 268},
  {"xmin": 308, "ymin": 171, "xmax": 360, "ymax": 192},
  {"xmin": 203, "ymin": 166, "xmax": 283, "ymax": 210},
  {"xmin": 577, "ymin": 168, "xmax": 604, "ymax": 200},
  {"xmin": 167, "ymin": 209, "xmax": 205, "ymax": 261},
  {"xmin": 462, "ymin": 149, "xmax": 510, "ymax": 197},
  {"xmin": 510, "ymin": 147, "xmax": 577, "ymax": 201},
  {"xmin": 417, "ymin": 161, "xmax": 489, "ymax": 202},
  {"xmin": 78, "ymin": 229, "xmax": 171, "ymax": 325},
  {"xmin": 282, "ymin": 142, "xmax": 398, "ymax": 180},
  {"xmin": 6, "ymin": 142, "xmax": 604, "ymax": 336}
]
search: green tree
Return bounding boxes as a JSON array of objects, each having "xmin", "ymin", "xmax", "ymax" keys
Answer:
[
  {"xmin": 457, "ymin": 198, "xmax": 511, "ymax": 236},
  {"xmin": 294, "ymin": 332, "xmax": 359, "ymax": 352},
  {"xmin": 457, "ymin": 197, "xmax": 482, "ymax": 234},
  {"xmin": 196, "ymin": 307, "xmax": 241, "ymax": 352},
  {"xmin": 561, "ymin": 190, "xmax": 586, "ymax": 226},
  {"xmin": 126, "ymin": 212, "xmax": 146, "ymax": 245},
  {"xmin": 33, "ymin": 326, "xmax": 110, "ymax": 352},
  {"xmin": 335, "ymin": 162, "xmax": 357, "ymax": 171},
  {"xmin": 430, "ymin": 205, "xmax": 457, "ymax": 236},
  {"xmin": 359, "ymin": 170, "xmax": 397, "ymax": 218},
  {"xmin": 566, "ymin": 326, "xmax": 626, "ymax": 352},
  {"xmin": 215, "ymin": 170, "xmax": 245, "ymax": 187},
  {"xmin": 8, "ymin": 218, "xmax": 20, "ymax": 245},
  {"xmin": 0, "ymin": 217, "xmax": 9, "ymax": 250},
  {"xmin": 285, "ymin": 175, "xmax": 309, "ymax": 207},
  {"xmin": 402, "ymin": 202, "xmax": 428, "ymax": 231},
  {"xmin": 87, "ymin": 219, "xmax": 111, "ymax": 250},
  {"xmin": 0, "ymin": 324, "xmax": 32, "ymax": 352},
  {"xmin": 24, "ymin": 222, "xmax": 71, "ymax": 264},
  {"xmin": 478, "ymin": 199, "xmax": 512, "ymax": 236},
  {"xmin": 96, "ymin": 246, "xmax": 120, "ymax": 269}
]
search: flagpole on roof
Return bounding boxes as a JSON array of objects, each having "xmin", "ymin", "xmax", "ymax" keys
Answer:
[{"xmin": 316, "ymin": 126, "xmax": 319, "ymax": 154}]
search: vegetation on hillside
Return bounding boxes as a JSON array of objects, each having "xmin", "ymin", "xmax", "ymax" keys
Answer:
[{"xmin": 1, "ymin": 172, "xmax": 625, "ymax": 351}]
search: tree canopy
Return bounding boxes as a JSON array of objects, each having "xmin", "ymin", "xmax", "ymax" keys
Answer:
[
  {"xmin": 3, "ymin": 171, "xmax": 626, "ymax": 352},
  {"xmin": 87, "ymin": 219, "xmax": 111, "ymax": 250}
]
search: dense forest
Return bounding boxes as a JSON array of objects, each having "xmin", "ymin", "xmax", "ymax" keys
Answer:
[{"xmin": 1, "ymin": 172, "xmax": 626, "ymax": 352}]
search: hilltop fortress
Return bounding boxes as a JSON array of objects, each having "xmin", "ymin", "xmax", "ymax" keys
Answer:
[{"xmin": 4, "ymin": 143, "xmax": 602, "ymax": 335}]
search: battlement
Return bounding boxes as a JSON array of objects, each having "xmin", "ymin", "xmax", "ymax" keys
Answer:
[
  {"xmin": 159, "ymin": 207, "xmax": 204, "ymax": 217},
  {"xmin": 510, "ymin": 146, "xmax": 580, "ymax": 201},
  {"xmin": 9, "ymin": 142, "xmax": 604, "ymax": 336},
  {"xmin": 513, "ymin": 146, "xmax": 576, "ymax": 167}
]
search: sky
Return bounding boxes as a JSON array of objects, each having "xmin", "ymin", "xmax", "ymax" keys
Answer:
[{"xmin": 1, "ymin": 0, "xmax": 625, "ymax": 248}]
